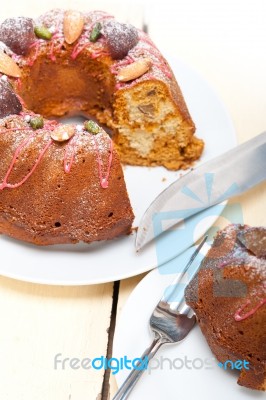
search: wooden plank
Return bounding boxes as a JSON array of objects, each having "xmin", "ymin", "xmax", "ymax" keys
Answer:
[
  {"xmin": 0, "ymin": 276, "xmax": 113, "ymax": 400},
  {"xmin": 109, "ymin": 274, "xmax": 147, "ymax": 397}
]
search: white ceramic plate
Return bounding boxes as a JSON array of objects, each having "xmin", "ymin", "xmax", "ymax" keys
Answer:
[
  {"xmin": 0, "ymin": 56, "xmax": 236, "ymax": 285},
  {"xmin": 113, "ymin": 246, "xmax": 265, "ymax": 400}
]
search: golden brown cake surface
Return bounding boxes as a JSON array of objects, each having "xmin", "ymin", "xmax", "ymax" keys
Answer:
[
  {"xmin": 185, "ymin": 224, "xmax": 266, "ymax": 391},
  {"xmin": 0, "ymin": 114, "xmax": 134, "ymax": 245}
]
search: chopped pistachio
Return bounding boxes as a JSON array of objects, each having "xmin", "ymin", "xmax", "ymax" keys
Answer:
[
  {"xmin": 89, "ymin": 23, "xmax": 102, "ymax": 43},
  {"xmin": 84, "ymin": 120, "xmax": 100, "ymax": 134},
  {"xmin": 30, "ymin": 116, "xmax": 44, "ymax": 130},
  {"xmin": 34, "ymin": 26, "xmax": 52, "ymax": 40}
]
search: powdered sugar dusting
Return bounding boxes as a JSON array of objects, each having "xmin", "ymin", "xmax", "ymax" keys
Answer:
[
  {"xmin": 111, "ymin": 30, "xmax": 173, "ymax": 90},
  {"xmin": 0, "ymin": 17, "xmax": 35, "ymax": 56},
  {"xmin": 103, "ymin": 20, "xmax": 138, "ymax": 59},
  {"xmin": 0, "ymin": 80, "xmax": 22, "ymax": 118},
  {"xmin": 237, "ymin": 226, "xmax": 266, "ymax": 257},
  {"xmin": 0, "ymin": 9, "xmax": 174, "ymax": 90},
  {"xmin": 196, "ymin": 224, "xmax": 266, "ymax": 321},
  {"xmin": 214, "ymin": 225, "xmax": 266, "ymax": 280},
  {"xmin": 0, "ymin": 115, "xmax": 114, "ymax": 189}
]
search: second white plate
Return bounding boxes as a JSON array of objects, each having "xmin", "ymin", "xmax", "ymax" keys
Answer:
[{"xmin": 113, "ymin": 246, "xmax": 264, "ymax": 400}]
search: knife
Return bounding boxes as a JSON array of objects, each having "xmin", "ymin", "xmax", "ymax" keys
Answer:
[{"xmin": 136, "ymin": 131, "xmax": 266, "ymax": 251}]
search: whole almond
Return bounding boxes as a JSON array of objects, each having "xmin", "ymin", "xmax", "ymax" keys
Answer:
[
  {"xmin": 51, "ymin": 125, "xmax": 76, "ymax": 142},
  {"xmin": 0, "ymin": 51, "xmax": 21, "ymax": 78},
  {"xmin": 64, "ymin": 10, "xmax": 84, "ymax": 44},
  {"xmin": 117, "ymin": 58, "xmax": 151, "ymax": 82}
]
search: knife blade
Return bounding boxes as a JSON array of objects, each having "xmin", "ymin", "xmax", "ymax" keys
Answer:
[{"xmin": 136, "ymin": 131, "xmax": 266, "ymax": 251}]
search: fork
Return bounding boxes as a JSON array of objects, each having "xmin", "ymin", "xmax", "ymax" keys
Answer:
[{"xmin": 112, "ymin": 236, "xmax": 208, "ymax": 400}]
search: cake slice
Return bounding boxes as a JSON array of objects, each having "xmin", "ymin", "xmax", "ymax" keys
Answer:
[{"xmin": 185, "ymin": 225, "xmax": 266, "ymax": 391}]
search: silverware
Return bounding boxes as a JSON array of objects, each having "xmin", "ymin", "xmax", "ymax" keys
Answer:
[
  {"xmin": 112, "ymin": 236, "xmax": 208, "ymax": 400},
  {"xmin": 136, "ymin": 131, "xmax": 266, "ymax": 251}
]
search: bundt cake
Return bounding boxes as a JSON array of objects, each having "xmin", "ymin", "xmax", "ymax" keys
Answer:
[
  {"xmin": 185, "ymin": 225, "xmax": 266, "ymax": 391},
  {"xmin": 0, "ymin": 9, "xmax": 204, "ymax": 246}
]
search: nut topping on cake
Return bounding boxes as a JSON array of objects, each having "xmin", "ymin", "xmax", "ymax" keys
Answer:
[
  {"xmin": 89, "ymin": 22, "xmax": 102, "ymax": 43},
  {"xmin": 34, "ymin": 26, "xmax": 52, "ymax": 40},
  {"xmin": 84, "ymin": 120, "xmax": 100, "ymax": 134},
  {"xmin": 103, "ymin": 21, "xmax": 138, "ymax": 59},
  {"xmin": 117, "ymin": 58, "xmax": 151, "ymax": 82},
  {"xmin": 0, "ymin": 17, "xmax": 35, "ymax": 55},
  {"xmin": 0, "ymin": 80, "xmax": 22, "ymax": 118},
  {"xmin": 0, "ymin": 51, "xmax": 21, "ymax": 77},
  {"xmin": 63, "ymin": 10, "xmax": 84, "ymax": 44},
  {"xmin": 51, "ymin": 125, "xmax": 76, "ymax": 142},
  {"xmin": 29, "ymin": 116, "xmax": 44, "ymax": 130}
]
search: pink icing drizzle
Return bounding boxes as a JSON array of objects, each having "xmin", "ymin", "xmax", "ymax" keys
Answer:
[
  {"xmin": 0, "ymin": 127, "xmax": 31, "ymax": 134},
  {"xmin": 234, "ymin": 298, "xmax": 266, "ymax": 321},
  {"xmin": 27, "ymin": 25, "xmax": 64, "ymax": 65},
  {"xmin": 134, "ymin": 45, "xmax": 172, "ymax": 78},
  {"xmin": 90, "ymin": 49, "xmax": 109, "ymax": 59},
  {"xmin": 64, "ymin": 131, "xmax": 113, "ymax": 188},
  {"xmin": 111, "ymin": 32, "xmax": 172, "ymax": 90},
  {"xmin": 152, "ymin": 60, "xmax": 172, "ymax": 79},
  {"xmin": 0, "ymin": 133, "xmax": 52, "ymax": 190},
  {"xmin": 28, "ymin": 41, "xmax": 41, "ymax": 66},
  {"xmin": 71, "ymin": 38, "xmax": 108, "ymax": 60},
  {"xmin": 49, "ymin": 33, "xmax": 64, "ymax": 62},
  {"xmin": 63, "ymin": 134, "xmax": 79, "ymax": 173},
  {"xmin": 110, "ymin": 55, "xmax": 135, "ymax": 74},
  {"xmin": 71, "ymin": 38, "xmax": 92, "ymax": 59},
  {"xmin": 115, "ymin": 82, "xmax": 124, "ymax": 90},
  {"xmin": 0, "ymin": 123, "xmax": 113, "ymax": 189},
  {"xmin": 70, "ymin": 14, "xmax": 114, "ymax": 60},
  {"xmin": 92, "ymin": 136, "xmax": 113, "ymax": 188}
]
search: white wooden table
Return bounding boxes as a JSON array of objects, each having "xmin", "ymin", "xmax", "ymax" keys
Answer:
[{"xmin": 0, "ymin": 1, "xmax": 265, "ymax": 399}]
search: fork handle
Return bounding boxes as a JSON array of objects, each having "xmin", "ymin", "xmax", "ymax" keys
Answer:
[{"xmin": 112, "ymin": 333, "xmax": 169, "ymax": 400}]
